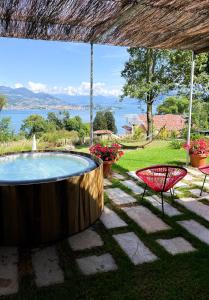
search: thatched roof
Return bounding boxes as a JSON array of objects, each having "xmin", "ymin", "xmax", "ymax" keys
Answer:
[{"xmin": 1, "ymin": 0, "xmax": 209, "ymax": 53}]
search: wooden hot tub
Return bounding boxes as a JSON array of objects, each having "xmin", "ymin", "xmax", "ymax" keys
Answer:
[{"xmin": 0, "ymin": 151, "xmax": 103, "ymax": 246}]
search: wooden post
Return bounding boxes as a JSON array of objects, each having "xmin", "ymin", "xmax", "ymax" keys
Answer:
[
  {"xmin": 186, "ymin": 51, "xmax": 195, "ymax": 165},
  {"xmin": 90, "ymin": 42, "xmax": 94, "ymax": 145}
]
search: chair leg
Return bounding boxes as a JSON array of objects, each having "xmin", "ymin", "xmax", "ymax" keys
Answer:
[
  {"xmin": 142, "ymin": 184, "xmax": 147, "ymax": 200},
  {"xmin": 200, "ymin": 175, "xmax": 207, "ymax": 196},
  {"xmin": 170, "ymin": 188, "xmax": 175, "ymax": 202},
  {"xmin": 161, "ymin": 192, "xmax": 164, "ymax": 216}
]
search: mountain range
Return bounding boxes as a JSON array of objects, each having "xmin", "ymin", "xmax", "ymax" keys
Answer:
[{"xmin": 0, "ymin": 85, "xmax": 121, "ymax": 109}]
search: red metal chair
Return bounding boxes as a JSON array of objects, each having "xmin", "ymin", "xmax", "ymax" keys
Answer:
[
  {"xmin": 136, "ymin": 165, "xmax": 187, "ymax": 214},
  {"xmin": 199, "ymin": 165, "xmax": 209, "ymax": 196}
]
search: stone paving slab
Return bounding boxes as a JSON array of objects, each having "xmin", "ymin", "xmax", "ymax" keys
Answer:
[
  {"xmin": 76, "ymin": 253, "xmax": 117, "ymax": 275},
  {"xmin": 187, "ymin": 168, "xmax": 203, "ymax": 177},
  {"xmin": 174, "ymin": 189, "xmax": 183, "ymax": 195},
  {"xmin": 193, "ymin": 181, "xmax": 209, "ymax": 189},
  {"xmin": 68, "ymin": 229, "xmax": 103, "ymax": 251},
  {"xmin": 190, "ymin": 189, "xmax": 208, "ymax": 198},
  {"xmin": 175, "ymin": 181, "xmax": 188, "ymax": 188},
  {"xmin": 127, "ymin": 171, "xmax": 143, "ymax": 182},
  {"xmin": 100, "ymin": 206, "xmax": 127, "ymax": 229},
  {"xmin": 122, "ymin": 180, "xmax": 144, "ymax": 194},
  {"xmin": 184, "ymin": 174, "xmax": 194, "ymax": 181},
  {"xmin": 104, "ymin": 179, "xmax": 112, "ymax": 187},
  {"xmin": 157, "ymin": 237, "xmax": 195, "ymax": 255},
  {"xmin": 178, "ymin": 220, "xmax": 209, "ymax": 246},
  {"xmin": 105, "ymin": 188, "xmax": 137, "ymax": 205},
  {"xmin": 113, "ymin": 232, "xmax": 157, "ymax": 265},
  {"xmin": 0, "ymin": 247, "xmax": 18, "ymax": 296},
  {"xmin": 32, "ymin": 246, "xmax": 64, "ymax": 287},
  {"xmin": 112, "ymin": 172, "xmax": 125, "ymax": 180},
  {"xmin": 122, "ymin": 206, "xmax": 170, "ymax": 233},
  {"xmin": 145, "ymin": 195, "xmax": 181, "ymax": 217},
  {"xmin": 176, "ymin": 197, "xmax": 209, "ymax": 222}
]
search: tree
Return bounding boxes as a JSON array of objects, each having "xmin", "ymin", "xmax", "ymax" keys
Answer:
[
  {"xmin": 121, "ymin": 48, "xmax": 171, "ymax": 140},
  {"xmin": 47, "ymin": 112, "xmax": 63, "ymax": 130},
  {"xmin": 0, "ymin": 95, "xmax": 7, "ymax": 111},
  {"xmin": 157, "ymin": 96, "xmax": 189, "ymax": 115},
  {"xmin": 192, "ymin": 101, "xmax": 209, "ymax": 130},
  {"xmin": 0, "ymin": 117, "xmax": 13, "ymax": 141},
  {"xmin": 64, "ymin": 115, "xmax": 89, "ymax": 138},
  {"xmin": 21, "ymin": 114, "xmax": 50, "ymax": 137},
  {"xmin": 93, "ymin": 111, "xmax": 107, "ymax": 131},
  {"xmin": 157, "ymin": 96, "xmax": 209, "ymax": 130},
  {"xmin": 104, "ymin": 111, "xmax": 117, "ymax": 133},
  {"xmin": 121, "ymin": 48, "xmax": 209, "ymax": 139}
]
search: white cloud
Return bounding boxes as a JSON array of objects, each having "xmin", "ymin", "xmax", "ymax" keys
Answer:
[
  {"xmin": 14, "ymin": 82, "xmax": 24, "ymax": 88},
  {"xmin": 19, "ymin": 81, "xmax": 122, "ymax": 97},
  {"xmin": 28, "ymin": 81, "xmax": 49, "ymax": 93}
]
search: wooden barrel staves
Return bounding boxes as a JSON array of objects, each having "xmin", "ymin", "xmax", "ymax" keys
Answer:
[{"xmin": 0, "ymin": 153, "xmax": 104, "ymax": 246}]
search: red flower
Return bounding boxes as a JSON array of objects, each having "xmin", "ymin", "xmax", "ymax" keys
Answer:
[
  {"xmin": 183, "ymin": 139, "xmax": 209, "ymax": 155},
  {"xmin": 89, "ymin": 143, "xmax": 125, "ymax": 162}
]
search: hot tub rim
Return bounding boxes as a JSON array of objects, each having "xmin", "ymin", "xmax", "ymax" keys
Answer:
[{"xmin": 0, "ymin": 150, "xmax": 102, "ymax": 186}]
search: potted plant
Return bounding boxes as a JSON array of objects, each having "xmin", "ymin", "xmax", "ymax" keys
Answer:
[
  {"xmin": 89, "ymin": 143, "xmax": 124, "ymax": 178},
  {"xmin": 183, "ymin": 138, "xmax": 209, "ymax": 167}
]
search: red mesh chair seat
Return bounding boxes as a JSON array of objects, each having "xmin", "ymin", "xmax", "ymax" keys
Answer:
[
  {"xmin": 198, "ymin": 165, "xmax": 209, "ymax": 195},
  {"xmin": 136, "ymin": 165, "xmax": 187, "ymax": 192},
  {"xmin": 199, "ymin": 165, "xmax": 209, "ymax": 175}
]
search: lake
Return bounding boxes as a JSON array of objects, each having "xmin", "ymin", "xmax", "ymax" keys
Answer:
[{"xmin": 0, "ymin": 99, "xmax": 150, "ymax": 135}]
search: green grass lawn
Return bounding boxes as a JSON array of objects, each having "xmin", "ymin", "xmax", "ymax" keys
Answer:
[{"xmin": 113, "ymin": 140, "xmax": 186, "ymax": 174}]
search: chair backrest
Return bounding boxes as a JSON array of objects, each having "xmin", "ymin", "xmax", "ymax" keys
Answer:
[{"xmin": 136, "ymin": 165, "xmax": 187, "ymax": 192}]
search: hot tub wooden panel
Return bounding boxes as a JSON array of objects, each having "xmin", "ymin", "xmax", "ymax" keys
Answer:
[{"xmin": 0, "ymin": 152, "xmax": 103, "ymax": 246}]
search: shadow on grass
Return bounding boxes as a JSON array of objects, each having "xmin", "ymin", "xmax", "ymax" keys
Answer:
[
  {"xmin": 166, "ymin": 160, "xmax": 186, "ymax": 166},
  {"xmin": 112, "ymin": 164, "xmax": 129, "ymax": 175}
]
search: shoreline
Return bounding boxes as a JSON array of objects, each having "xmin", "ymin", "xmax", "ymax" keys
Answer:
[{"xmin": 3, "ymin": 105, "xmax": 89, "ymax": 111}]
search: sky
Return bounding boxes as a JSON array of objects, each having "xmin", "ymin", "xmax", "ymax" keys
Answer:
[{"xmin": 0, "ymin": 38, "xmax": 129, "ymax": 97}]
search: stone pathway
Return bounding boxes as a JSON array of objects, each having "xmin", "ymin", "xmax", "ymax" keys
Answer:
[
  {"xmin": 122, "ymin": 180, "xmax": 144, "ymax": 194},
  {"xmin": 0, "ymin": 247, "xmax": 18, "ymax": 296},
  {"xmin": 104, "ymin": 178, "xmax": 112, "ymax": 187},
  {"xmin": 127, "ymin": 171, "xmax": 143, "ymax": 182},
  {"xmin": 194, "ymin": 181, "xmax": 209, "ymax": 189},
  {"xmin": 176, "ymin": 197, "xmax": 209, "ymax": 222},
  {"xmin": 5, "ymin": 170, "xmax": 209, "ymax": 296},
  {"xmin": 105, "ymin": 188, "xmax": 137, "ymax": 205},
  {"xmin": 68, "ymin": 229, "xmax": 103, "ymax": 251},
  {"xmin": 113, "ymin": 232, "xmax": 157, "ymax": 265},
  {"xmin": 100, "ymin": 206, "xmax": 127, "ymax": 229},
  {"xmin": 76, "ymin": 253, "xmax": 117, "ymax": 275},
  {"xmin": 184, "ymin": 174, "xmax": 194, "ymax": 181},
  {"xmin": 175, "ymin": 181, "xmax": 188, "ymax": 188},
  {"xmin": 122, "ymin": 206, "xmax": 170, "ymax": 233},
  {"xmin": 178, "ymin": 220, "xmax": 209, "ymax": 245},
  {"xmin": 190, "ymin": 189, "xmax": 208, "ymax": 198},
  {"xmin": 187, "ymin": 168, "xmax": 203, "ymax": 177},
  {"xmin": 145, "ymin": 195, "xmax": 181, "ymax": 217},
  {"xmin": 157, "ymin": 237, "xmax": 195, "ymax": 255},
  {"xmin": 112, "ymin": 172, "xmax": 125, "ymax": 180},
  {"xmin": 32, "ymin": 247, "xmax": 64, "ymax": 287}
]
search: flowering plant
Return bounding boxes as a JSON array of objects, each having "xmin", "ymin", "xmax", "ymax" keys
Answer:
[
  {"xmin": 183, "ymin": 139, "xmax": 209, "ymax": 155},
  {"xmin": 89, "ymin": 143, "xmax": 124, "ymax": 161}
]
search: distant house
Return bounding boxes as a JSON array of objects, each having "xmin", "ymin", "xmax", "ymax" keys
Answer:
[
  {"xmin": 94, "ymin": 130, "xmax": 113, "ymax": 140},
  {"xmin": 123, "ymin": 114, "xmax": 185, "ymax": 135}
]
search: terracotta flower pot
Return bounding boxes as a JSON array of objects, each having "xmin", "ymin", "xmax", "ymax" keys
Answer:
[
  {"xmin": 103, "ymin": 160, "xmax": 115, "ymax": 178},
  {"xmin": 190, "ymin": 153, "xmax": 207, "ymax": 168}
]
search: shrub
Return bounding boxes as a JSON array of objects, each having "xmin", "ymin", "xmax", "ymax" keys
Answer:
[
  {"xmin": 157, "ymin": 128, "xmax": 171, "ymax": 140},
  {"xmin": 40, "ymin": 130, "xmax": 79, "ymax": 147},
  {"xmin": 170, "ymin": 139, "xmax": 183, "ymax": 149}
]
